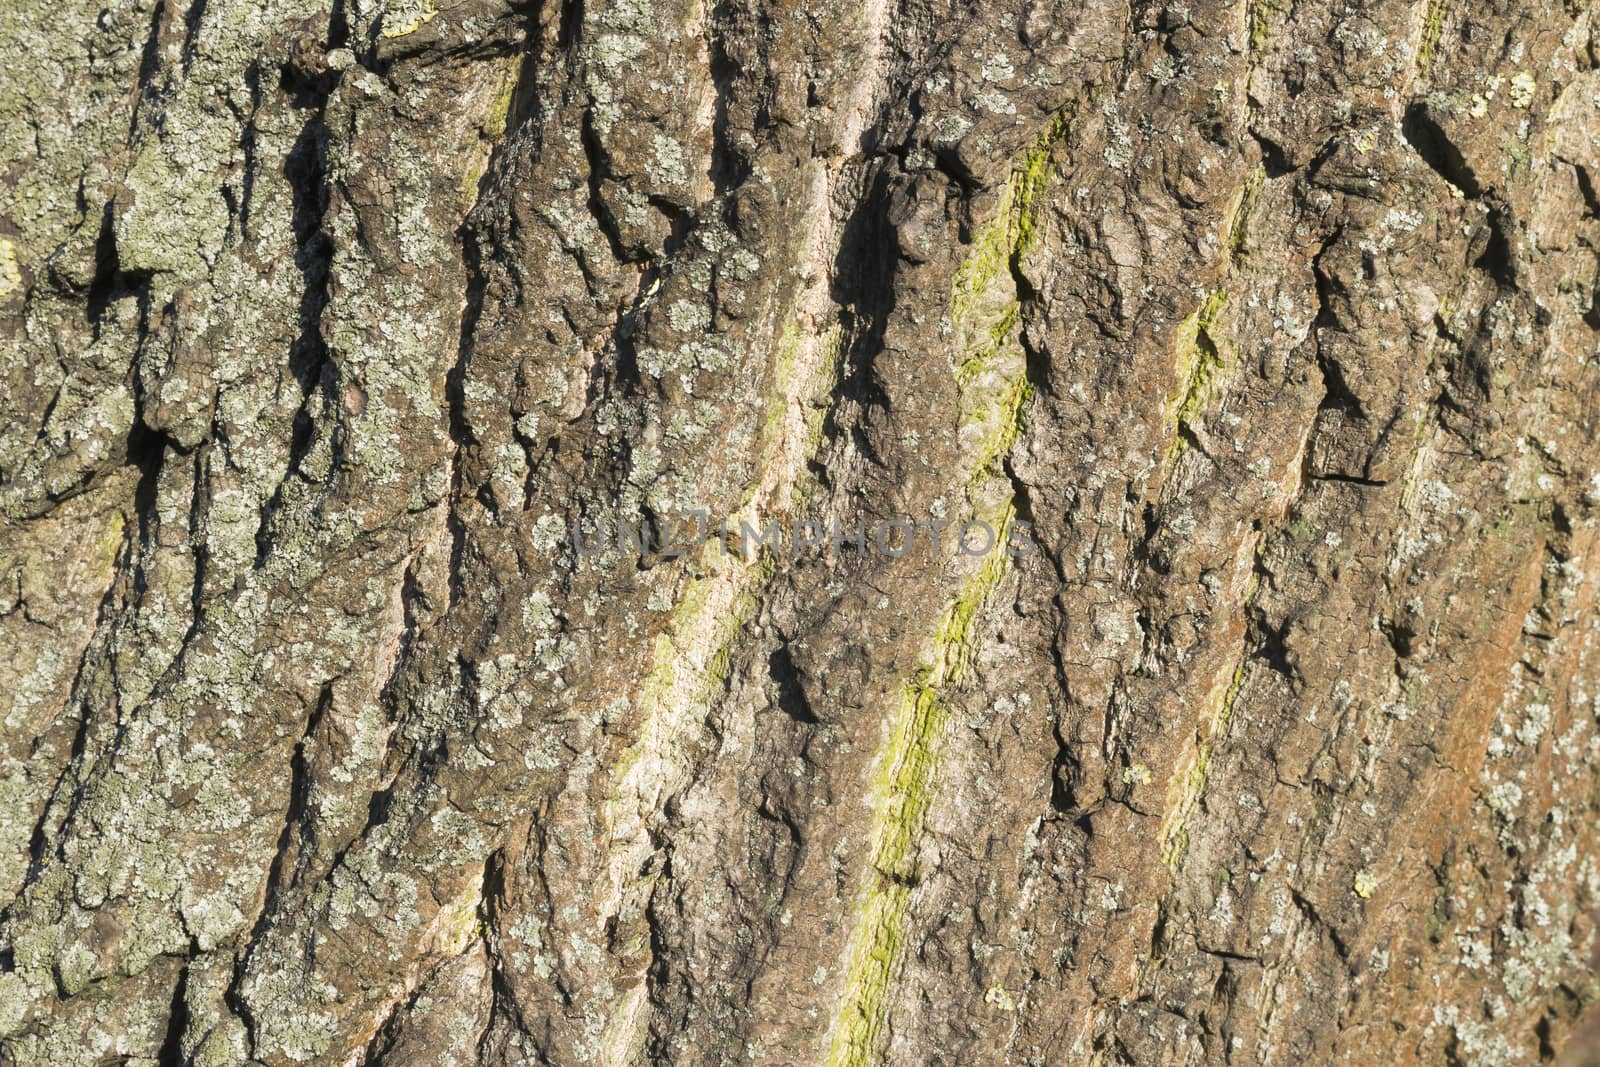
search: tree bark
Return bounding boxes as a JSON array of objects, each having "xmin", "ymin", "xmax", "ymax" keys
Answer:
[{"xmin": 2, "ymin": 0, "xmax": 1600, "ymax": 1063}]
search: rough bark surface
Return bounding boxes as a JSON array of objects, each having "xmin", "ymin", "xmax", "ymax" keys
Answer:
[{"xmin": 3, "ymin": 0, "xmax": 1600, "ymax": 1064}]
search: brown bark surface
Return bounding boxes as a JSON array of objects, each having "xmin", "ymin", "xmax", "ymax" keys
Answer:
[{"xmin": 2, "ymin": 0, "xmax": 1600, "ymax": 1064}]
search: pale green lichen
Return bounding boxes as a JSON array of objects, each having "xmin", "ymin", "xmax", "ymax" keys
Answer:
[
  {"xmin": 483, "ymin": 56, "xmax": 522, "ymax": 141},
  {"xmin": 756, "ymin": 321, "xmax": 844, "ymax": 503},
  {"xmin": 115, "ymin": 143, "xmax": 233, "ymax": 282},
  {"xmin": 829, "ymin": 513, "xmax": 1019, "ymax": 1067},
  {"xmin": 0, "ymin": 238, "xmax": 20, "ymax": 298},
  {"xmin": 606, "ymin": 308, "xmax": 845, "ymax": 854},
  {"xmin": 430, "ymin": 880, "xmax": 486, "ymax": 956},
  {"xmin": 949, "ymin": 114, "xmax": 1065, "ymax": 334},
  {"xmin": 1225, "ymin": 165, "xmax": 1266, "ymax": 267},
  {"xmin": 598, "ymin": 304, "xmax": 845, "ymax": 1058},
  {"xmin": 973, "ymin": 373, "xmax": 1032, "ymax": 482},
  {"xmin": 1160, "ymin": 659, "xmax": 1247, "ymax": 868},
  {"xmin": 1010, "ymin": 113, "xmax": 1067, "ymax": 254},
  {"xmin": 381, "ymin": 0, "xmax": 438, "ymax": 38},
  {"xmin": 827, "ymin": 120, "xmax": 1052, "ymax": 1067},
  {"xmin": 1417, "ymin": 0, "xmax": 1452, "ymax": 77},
  {"xmin": 1164, "ymin": 290, "xmax": 1231, "ymax": 465},
  {"xmin": 1247, "ymin": 0, "xmax": 1290, "ymax": 59},
  {"xmin": 984, "ymin": 984, "xmax": 1017, "ymax": 1012},
  {"xmin": 1508, "ymin": 72, "xmax": 1536, "ymax": 110},
  {"xmin": 459, "ymin": 57, "xmax": 523, "ymax": 207}
]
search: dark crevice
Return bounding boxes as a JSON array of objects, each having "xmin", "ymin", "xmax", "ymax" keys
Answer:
[
  {"xmin": 133, "ymin": 0, "xmax": 169, "ymax": 122},
  {"xmin": 831, "ymin": 166, "xmax": 900, "ymax": 465},
  {"xmin": 647, "ymin": 196, "xmax": 697, "ymax": 262},
  {"xmin": 1133, "ymin": 499, "xmax": 1169, "ymax": 576},
  {"xmin": 128, "ymin": 421, "xmax": 178, "ymax": 542},
  {"xmin": 174, "ymin": 447, "xmax": 212, "ymax": 652},
  {"xmin": 1196, "ymin": 943, "xmax": 1261, "ymax": 964},
  {"xmin": 239, "ymin": 64, "xmax": 263, "ymax": 241},
  {"xmin": 180, "ymin": 0, "xmax": 209, "ymax": 69},
  {"xmin": 929, "ymin": 145, "xmax": 983, "ymax": 192},
  {"xmin": 1309, "ymin": 471, "xmax": 1388, "ymax": 487},
  {"xmin": 848, "ymin": 424, "xmax": 889, "ymax": 470},
  {"xmin": 768, "ymin": 642, "xmax": 819, "ymax": 724},
  {"xmin": 1473, "ymin": 204, "xmax": 1520, "ymax": 290},
  {"xmin": 1048, "ymin": 664, "xmax": 1086, "ymax": 817},
  {"xmin": 1401, "ymin": 102, "xmax": 1483, "ymax": 199},
  {"xmin": 1251, "ymin": 612, "xmax": 1299, "ymax": 689},
  {"xmin": 361, "ymin": 781, "xmax": 398, "ymax": 843},
  {"xmin": 267, "ymin": 684, "xmax": 330, "ymax": 912},
  {"xmin": 1289, "ymin": 887, "xmax": 1351, "ymax": 962},
  {"xmin": 606, "ymin": 280, "xmax": 645, "ymax": 389},
  {"xmin": 1378, "ymin": 616, "xmax": 1417, "ymax": 659},
  {"xmin": 1249, "ymin": 129, "xmax": 1296, "ymax": 178},
  {"xmin": 225, "ymin": 682, "xmax": 332, "ymax": 1051},
  {"xmin": 253, "ymin": 83, "xmax": 336, "ymax": 567},
  {"xmin": 1174, "ymin": 422, "xmax": 1214, "ymax": 464},
  {"xmin": 156, "ymin": 964, "xmax": 190, "ymax": 1067},
  {"xmin": 577, "ymin": 110, "xmax": 632, "ymax": 264},
  {"xmin": 84, "ymin": 205, "xmax": 119, "ymax": 322},
  {"xmin": 557, "ymin": 0, "xmax": 583, "ymax": 49},
  {"xmin": 1009, "ymin": 245, "xmax": 1051, "ymax": 397},
  {"xmin": 86, "ymin": 203, "xmax": 154, "ymax": 333},
  {"xmin": 1315, "ymin": 352, "xmax": 1364, "ymax": 419},
  {"xmin": 704, "ymin": 0, "xmax": 759, "ymax": 196},
  {"xmin": 1308, "ymin": 253, "xmax": 1347, "ymax": 334},
  {"xmin": 284, "ymin": 118, "xmax": 335, "ymax": 394},
  {"xmin": 1049, "ymin": 747, "xmax": 1086, "ymax": 816},
  {"xmin": 500, "ymin": 46, "xmax": 540, "ymax": 143},
  {"xmin": 328, "ymin": 0, "xmax": 350, "ymax": 50},
  {"xmin": 444, "ymin": 209, "xmax": 492, "ymax": 610},
  {"xmin": 1572, "ymin": 163, "xmax": 1600, "ymax": 221},
  {"xmin": 877, "ymin": 865, "xmax": 920, "ymax": 890}
]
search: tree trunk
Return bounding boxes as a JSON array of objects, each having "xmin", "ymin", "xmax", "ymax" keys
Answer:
[{"xmin": 3, "ymin": 0, "xmax": 1600, "ymax": 1063}]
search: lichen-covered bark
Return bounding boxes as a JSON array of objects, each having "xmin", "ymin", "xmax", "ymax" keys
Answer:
[{"xmin": 2, "ymin": 0, "xmax": 1599, "ymax": 1064}]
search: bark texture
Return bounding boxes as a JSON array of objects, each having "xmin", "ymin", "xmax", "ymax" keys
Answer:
[{"xmin": 3, "ymin": 0, "xmax": 1600, "ymax": 1064}]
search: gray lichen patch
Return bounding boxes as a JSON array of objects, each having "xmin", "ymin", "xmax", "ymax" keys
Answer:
[{"xmin": 2, "ymin": 0, "xmax": 1600, "ymax": 1064}]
